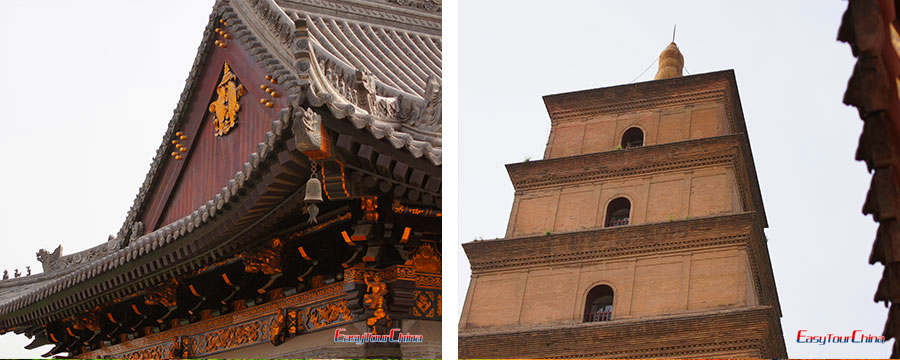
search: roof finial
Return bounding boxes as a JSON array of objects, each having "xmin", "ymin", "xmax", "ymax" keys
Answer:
[
  {"xmin": 672, "ymin": 24, "xmax": 676, "ymax": 43},
  {"xmin": 654, "ymin": 31, "xmax": 684, "ymax": 80}
]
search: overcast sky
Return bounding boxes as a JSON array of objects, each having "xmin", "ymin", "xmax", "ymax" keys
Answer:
[
  {"xmin": 458, "ymin": 1, "xmax": 891, "ymax": 358},
  {"xmin": 0, "ymin": 1, "xmax": 214, "ymax": 357}
]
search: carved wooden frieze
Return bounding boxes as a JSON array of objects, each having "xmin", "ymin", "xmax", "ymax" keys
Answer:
[
  {"xmin": 82, "ymin": 283, "xmax": 349, "ymax": 358},
  {"xmin": 193, "ymin": 318, "xmax": 267, "ymax": 355}
]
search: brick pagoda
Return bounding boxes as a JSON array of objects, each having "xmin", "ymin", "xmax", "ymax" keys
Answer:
[{"xmin": 458, "ymin": 43, "xmax": 786, "ymax": 358}]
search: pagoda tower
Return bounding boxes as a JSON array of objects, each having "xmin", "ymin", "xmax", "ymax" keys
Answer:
[{"xmin": 459, "ymin": 44, "xmax": 786, "ymax": 358}]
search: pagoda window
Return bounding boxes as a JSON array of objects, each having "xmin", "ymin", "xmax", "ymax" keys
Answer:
[
  {"xmin": 621, "ymin": 127, "xmax": 644, "ymax": 149},
  {"xmin": 584, "ymin": 284, "xmax": 614, "ymax": 322},
  {"xmin": 604, "ymin": 197, "xmax": 631, "ymax": 227}
]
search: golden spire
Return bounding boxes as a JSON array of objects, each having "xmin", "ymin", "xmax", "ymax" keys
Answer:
[{"xmin": 654, "ymin": 42, "xmax": 684, "ymax": 80}]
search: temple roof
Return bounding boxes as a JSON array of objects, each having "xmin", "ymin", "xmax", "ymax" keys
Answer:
[{"xmin": 0, "ymin": 0, "xmax": 441, "ymax": 332}]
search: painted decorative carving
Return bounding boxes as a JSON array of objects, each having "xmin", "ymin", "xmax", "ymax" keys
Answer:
[
  {"xmin": 364, "ymin": 271, "xmax": 391, "ymax": 334},
  {"xmin": 123, "ymin": 343, "xmax": 169, "ymax": 360},
  {"xmin": 195, "ymin": 320, "xmax": 262, "ymax": 354},
  {"xmin": 392, "ymin": 200, "xmax": 441, "ymax": 217},
  {"xmin": 144, "ymin": 280, "xmax": 178, "ymax": 308},
  {"xmin": 208, "ymin": 62, "xmax": 245, "ymax": 136},
  {"xmin": 405, "ymin": 242, "xmax": 440, "ymax": 274},
  {"xmin": 72, "ymin": 311, "xmax": 100, "ymax": 333},
  {"xmin": 361, "ymin": 195, "xmax": 379, "ymax": 223},
  {"xmin": 167, "ymin": 336, "xmax": 193, "ymax": 359},
  {"xmin": 269, "ymin": 310, "xmax": 286, "ymax": 345},
  {"xmin": 303, "ymin": 300, "xmax": 351, "ymax": 331},
  {"xmin": 240, "ymin": 238, "xmax": 283, "ymax": 275}
]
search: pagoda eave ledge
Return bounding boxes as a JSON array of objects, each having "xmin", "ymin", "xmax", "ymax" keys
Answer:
[
  {"xmin": 464, "ymin": 212, "xmax": 765, "ymax": 273},
  {"xmin": 458, "ymin": 305, "xmax": 786, "ymax": 358},
  {"xmin": 542, "ymin": 70, "xmax": 740, "ymax": 123},
  {"xmin": 506, "ymin": 134, "xmax": 748, "ymax": 190}
]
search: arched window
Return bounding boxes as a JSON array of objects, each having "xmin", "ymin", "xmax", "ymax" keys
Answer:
[
  {"xmin": 621, "ymin": 127, "xmax": 644, "ymax": 149},
  {"xmin": 584, "ymin": 285, "xmax": 614, "ymax": 322},
  {"xmin": 605, "ymin": 197, "xmax": 630, "ymax": 227}
]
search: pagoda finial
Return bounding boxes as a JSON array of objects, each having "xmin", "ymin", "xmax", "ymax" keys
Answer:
[{"xmin": 654, "ymin": 42, "xmax": 684, "ymax": 80}]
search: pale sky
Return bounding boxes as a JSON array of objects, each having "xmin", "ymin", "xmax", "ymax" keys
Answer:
[
  {"xmin": 458, "ymin": 0, "xmax": 891, "ymax": 358},
  {"xmin": 0, "ymin": 0, "xmax": 214, "ymax": 357}
]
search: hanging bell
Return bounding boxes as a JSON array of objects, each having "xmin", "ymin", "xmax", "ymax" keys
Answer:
[
  {"xmin": 304, "ymin": 175, "xmax": 323, "ymax": 224},
  {"xmin": 305, "ymin": 176, "xmax": 323, "ymax": 203}
]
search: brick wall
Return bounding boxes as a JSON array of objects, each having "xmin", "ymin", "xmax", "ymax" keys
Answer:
[
  {"xmin": 506, "ymin": 164, "xmax": 739, "ymax": 237},
  {"xmin": 545, "ymin": 101, "xmax": 727, "ymax": 158},
  {"xmin": 461, "ymin": 246, "xmax": 753, "ymax": 329}
]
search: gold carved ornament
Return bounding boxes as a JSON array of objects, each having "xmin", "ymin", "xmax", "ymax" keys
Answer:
[
  {"xmin": 364, "ymin": 272, "xmax": 390, "ymax": 334},
  {"xmin": 405, "ymin": 242, "xmax": 440, "ymax": 274},
  {"xmin": 208, "ymin": 62, "xmax": 245, "ymax": 136},
  {"xmin": 269, "ymin": 311, "xmax": 286, "ymax": 345},
  {"xmin": 304, "ymin": 300, "xmax": 351, "ymax": 331},
  {"xmin": 361, "ymin": 195, "xmax": 379, "ymax": 222}
]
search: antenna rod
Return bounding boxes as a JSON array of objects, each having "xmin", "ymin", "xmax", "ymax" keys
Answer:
[{"xmin": 672, "ymin": 24, "xmax": 676, "ymax": 43}]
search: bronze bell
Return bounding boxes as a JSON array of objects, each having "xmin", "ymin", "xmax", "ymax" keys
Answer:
[
  {"xmin": 304, "ymin": 176, "xmax": 323, "ymax": 203},
  {"xmin": 305, "ymin": 176, "xmax": 323, "ymax": 224}
]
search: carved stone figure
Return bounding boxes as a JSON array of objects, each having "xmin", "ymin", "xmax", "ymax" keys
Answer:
[
  {"xmin": 13, "ymin": 269, "xmax": 20, "ymax": 278},
  {"xmin": 419, "ymin": 75, "xmax": 441, "ymax": 130},
  {"xmin": 128, "ymin": 221, "xmax": 144, "ymax": 247},
  {"xmin": 36, "ymin": 245, "xmax": 62, "ymax": 273},
  {"xmin": 292, "ymin": 107, "xmax": 323, "ymax": 154},
  {"xmin": 2, "ymin": 270, "xmax": 7, "ymax": 280},
  {"xmin": 398, "ymin": 75, "xmax": 441, "ymax": 134},
  {"xmin": 356, "ymin": 70, "xmax": 378, "ymax": 112},
  {"xmin": 25, "ymin": 266, "xmax": 30, "ymax": 276}
]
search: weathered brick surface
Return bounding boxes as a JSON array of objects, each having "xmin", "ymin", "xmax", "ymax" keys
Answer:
[
  {"xmin": 506, "ymin": 163, "xmax": 739, "ymax": 237},
  {"xmin": 459, "ymin": 306, "xmax": 786, "ymax": 358},
  {"xmin": 545, "ymin": 102, "xmax": 728, "ymax": 157}
]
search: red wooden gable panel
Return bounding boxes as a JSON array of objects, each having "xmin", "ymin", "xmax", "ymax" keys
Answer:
[{"xmin": 140, "ymin": 38, "xmax": 290, "ymax": 231}]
